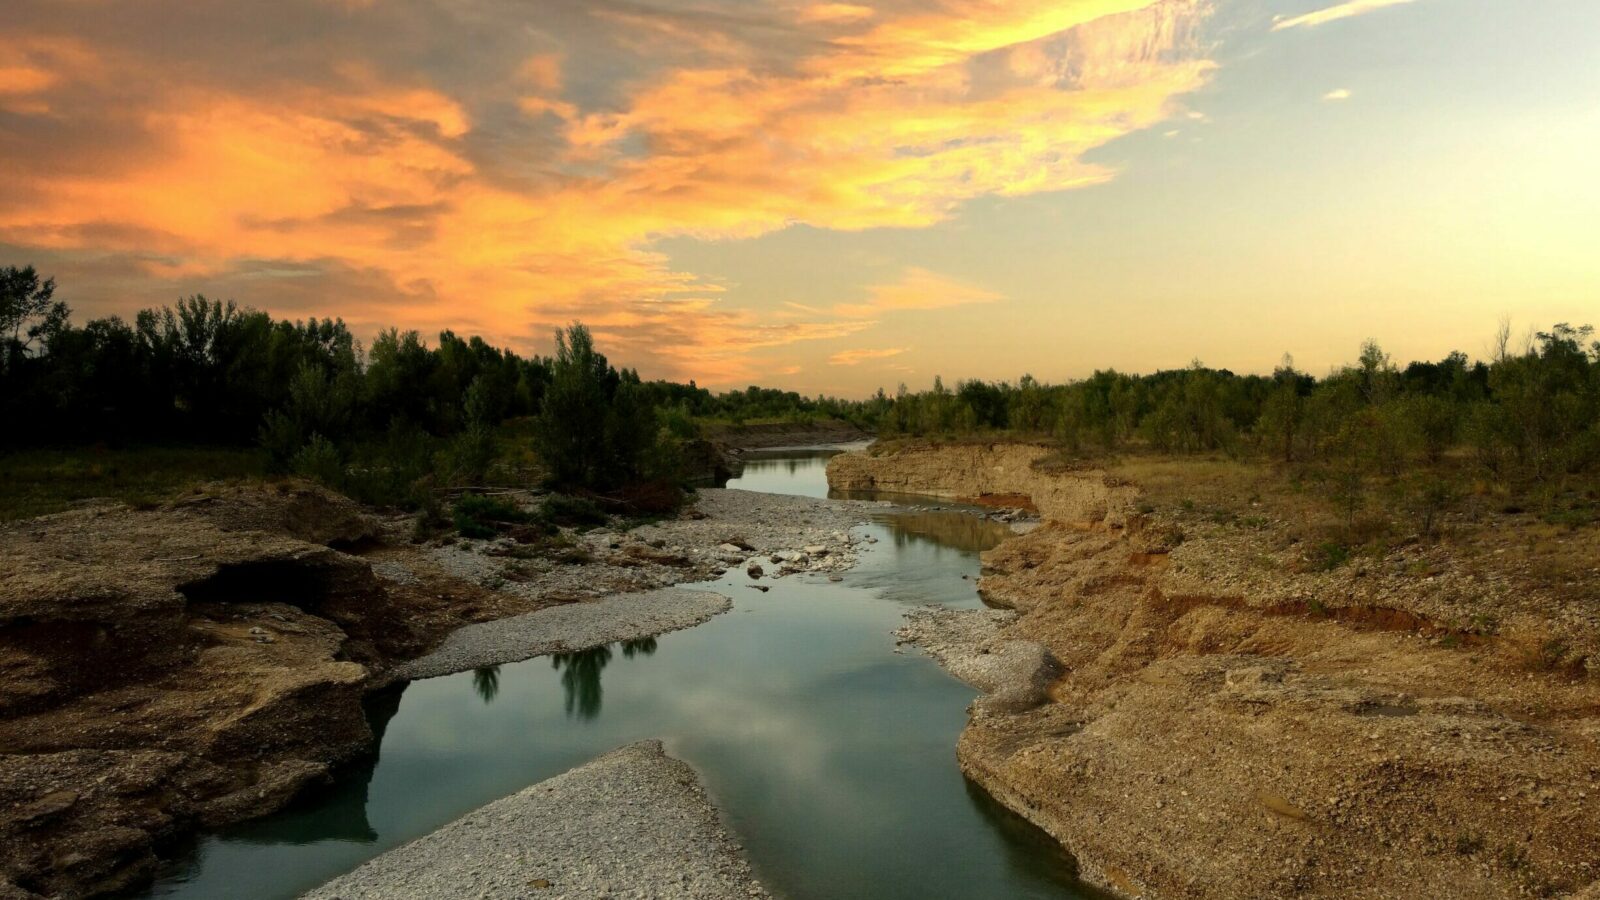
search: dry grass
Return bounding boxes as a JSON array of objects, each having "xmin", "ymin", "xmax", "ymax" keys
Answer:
[
  {"xmin": 0, "ymin": 446, "xmax": 268, "ymax": 521},
  {"xmin": 1098, "ymin": 450, "xmax": 1600, "ymax": 607}
]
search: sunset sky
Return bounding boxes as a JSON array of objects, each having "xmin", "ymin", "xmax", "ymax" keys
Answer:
[{"xmin": 3, "ymin": 0, "xmax": 1597, "ymax": 395}]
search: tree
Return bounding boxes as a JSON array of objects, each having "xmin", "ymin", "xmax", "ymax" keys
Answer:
[
  {"xmin": 1257, "ymin": 357, "xmax": 1305, "ymax": 462},
  {"xmin": 1, "ymin": 266, "xmax": 67, "ymax": 369},
  {"xmin": 532, "ymin": 323, "xmax": 673, "ymax": 495}
]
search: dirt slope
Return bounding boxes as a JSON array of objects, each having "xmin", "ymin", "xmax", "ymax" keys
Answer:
[{"xmin": 844, "ymin": 442, "xmax": 1600, "ymax": 899}]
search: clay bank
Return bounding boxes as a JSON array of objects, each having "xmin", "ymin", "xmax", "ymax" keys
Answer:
[{"xmin": 834, "ymin": 441, "xmax": 1600, "ymax": 899}]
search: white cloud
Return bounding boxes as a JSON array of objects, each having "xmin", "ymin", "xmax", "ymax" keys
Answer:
[
  {"xmin": 1272, "ymin": 0, "xmax": 1418, "ymax": 31},
  {"xmin": 1323, "ymin": 87, "xmax": 1353, "ymax": 101}
]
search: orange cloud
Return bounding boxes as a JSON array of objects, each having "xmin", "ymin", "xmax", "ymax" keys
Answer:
[
  {"xmin": 0, "ymin": 0, "xmax": 1212, "ymax": 385},
  {"xmin": 834, "ymin": 268, "xmax": 1004, "ymax": 318},
  {"xmin": 518, "ymin": 54, "xmax": 563, "ymax": 93},
  {"xmin": 830, "ymin": 346, "xmax": 910, "ymax": 366},
  {"xmin": 797, "ymin": 4, "xmax": 875, "ymax": 24}
]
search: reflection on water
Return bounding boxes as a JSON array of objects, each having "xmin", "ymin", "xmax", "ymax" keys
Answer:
[
  {"xmin": 149, "ymin": 446, "xmax": 1090, "ymax": 900},
  {"xmin": 723, "ymin": 445, "xmax": 862, "ymax": 498},
  {"xmin": 881, "ymin": 508, "xmax": 1012, "ymax": 553},
  {"xmin": 621, "ymin": 636, "xmax": 657, "ymax": 658},
  {"xmin": 547, "ymin": 638, "xmax": 659, "ymax": 720},
  {"xmin": 471, "ymin": 666, "xmax": 500, "ymax": 704},
  {"xmin": 551, "ymin": 646, "xmax": 608, "ymax": 720}
]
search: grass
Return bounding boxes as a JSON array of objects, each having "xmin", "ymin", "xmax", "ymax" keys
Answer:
[{"xmin": 0, "ymin": 446, "xmax": 268, "ymax": 522}]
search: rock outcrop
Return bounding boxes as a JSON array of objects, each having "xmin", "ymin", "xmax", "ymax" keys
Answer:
[{"xmin": 0, "ymin": 485, "xmax": 426, "ymax": 898}]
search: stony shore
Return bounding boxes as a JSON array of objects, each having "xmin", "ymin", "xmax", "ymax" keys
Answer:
[
  {"xmin": 414, "ymin": 487, "xmax": 875, "ymax": 604},
  {"xmin": 0, "ymin": 482, "xmax": 876, "ymax": 899},
  {"xmin": 303, "ymin": 740, "xmax": 769, "ymax": 900},
  {"xmin": 387, "ymin": 588, "xmax": 732, "ymax": 681}
]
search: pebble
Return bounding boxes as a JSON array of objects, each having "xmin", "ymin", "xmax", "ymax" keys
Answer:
[{"xmin": 303, "ymin": 741, "xmax": 770, "ymax": 900}]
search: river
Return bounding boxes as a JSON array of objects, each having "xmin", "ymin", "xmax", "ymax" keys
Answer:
[{"xmin": 147, "ymin": 446, "xmax": 1094, "ymax": 899}]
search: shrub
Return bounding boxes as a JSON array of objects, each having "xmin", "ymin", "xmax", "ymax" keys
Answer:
[
  {"xmin": 453, "ymin": 493, "xmax": 530, "ymax": 539},
  {"xmin": 290, "ymin": 433, "xmax": 344, "ymax": 488},
  {"xmin": 1303, "ymin": 540, "xmax": 1350, "ymax": 572},
  {"xmin": 541, "ymin": 493, "xmax": 608, "ymax": 528},
  {"xmin": 344, "ymin": 419, "xmax": 439, "ymax": 508}
]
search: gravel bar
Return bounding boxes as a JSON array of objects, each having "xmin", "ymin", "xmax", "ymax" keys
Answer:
[
  {"xmin": 896, "ymin": 605, "xmax": 1062, "ymax": 716},
  {"xmin": 388, "ymin": 588, "xmax": 731, "ymax": 682},
  {"xmin": 302, "ymin": 740, "xmax": 769, "ymax": 900}
]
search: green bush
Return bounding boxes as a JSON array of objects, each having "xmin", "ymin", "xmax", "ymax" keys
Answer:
[
  {"xmin": 453, "ymin": 493, "xmax": 530, "ymax": 539},
  {"xmin": 290, "ymin": 433, "xmax": 345, "ymax": 488},
  {"xmin": 343, "ymin": 419, "xmax": 439, "ymax": 508},
  {"xmin": 541, "ymin": 493, "xmax": 608, "ymax": 528},
  {"xmin": 1304, "ymin": 540, "xmax": 1350, "ymax": 572}
]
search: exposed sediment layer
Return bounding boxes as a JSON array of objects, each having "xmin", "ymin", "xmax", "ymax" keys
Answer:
[
  {"xmin": 303, "ymin": 740, "xmax": 769, "ymax": 900},
  {"xmin": 826, "ymin": 441, "xmax": 1138, "ymax": 524},
  {"xmin": 845, "ymin": 443, "xmax": 1600, "ymax": 899}
]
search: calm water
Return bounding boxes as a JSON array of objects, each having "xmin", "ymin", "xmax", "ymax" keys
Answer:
[{"xmin": 148, "ymin": 447, "xmax": 1091, "ymax": 899}]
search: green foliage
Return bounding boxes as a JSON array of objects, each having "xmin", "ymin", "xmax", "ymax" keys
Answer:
[
  {"xmin": 289, "ymin": 434, "xmax": 345, "ymax": 488},
  {"xmin": 452, "ymin": 494, "xmax": 531, "ymax": 539},
  {"xmin": 541, "ymin": 493, "xmax": 608, "ymax": 528},
  {"xmin": 5, "ymin": 266, "xmax": 1598, "ymax": 541},
  {"xmin": 1304, "ymin": 541, "xmax": 1351, "ymax": 572},
  {"xmin": 442, "ymin": 375, "xmax": 497, "ymax": 484},
  {"xmin": 344, "ymin": 419, "xmax": 439, "ymax": 509},
  {"xmin": 532, "ymin": 323, "xmax": 681, "ymax": 501}
]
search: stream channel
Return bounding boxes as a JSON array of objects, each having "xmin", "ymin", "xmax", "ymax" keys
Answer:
[{"xmin": 147, "ymin": 446, "xmax": 1096, "ymax": 899}]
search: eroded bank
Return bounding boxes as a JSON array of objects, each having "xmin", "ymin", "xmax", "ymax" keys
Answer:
[{"xmin": 842, "ymin": 441, "xmax": 1600, "ymax": 899}]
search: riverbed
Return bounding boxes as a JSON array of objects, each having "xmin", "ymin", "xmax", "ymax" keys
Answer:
[{"xmin": 147, "ymin": 447, "xmax": 1092, "ymax": 899}]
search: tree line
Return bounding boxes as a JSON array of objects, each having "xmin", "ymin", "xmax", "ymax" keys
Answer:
[
  {"xmin": 876, "ymin": 329, "xmax": 1597, "ymax": 477},
  {"xmin": 4, "ymin": 265, "xmax": 1597, "ymax": 526},
  {"xmin": 876, "ymin": 325, "xmax": 1599, "ymax": 535}
]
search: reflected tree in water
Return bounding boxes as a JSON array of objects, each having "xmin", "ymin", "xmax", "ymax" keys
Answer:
[
  {"xmin": 549, "ymin": 639, "xmax": 658, "ymax": 719},
  {"xmin": 552, "ymin": 646, "xmax": 611, "ymax": 719},
  {"xmin": 472, "ymin": 666, "xmax": 501, "ymax": 704},
  {"xmin": 620, "ymin": 637, "xmax": 657, "ymax": 658}
]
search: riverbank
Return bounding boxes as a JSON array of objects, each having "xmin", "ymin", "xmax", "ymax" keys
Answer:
[
  {"xmin": 702, "ymin": 419, "xmax": 872, "ymax": 450},
  {"xmin": 302, "ymin": 740, "xmax": 768, "ymax": 900},
  {"xmin": 841, "ymin": 441, "xmax": 1600, "ymax": 899},
  {"xmin": 0, "ymin": 481, "xmax": 875, "ymax": 899}
]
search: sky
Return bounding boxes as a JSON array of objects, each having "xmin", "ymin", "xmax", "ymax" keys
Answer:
[{"xmin": 3, "ymin": 0, "xmax": 1597, "ymax": 395}]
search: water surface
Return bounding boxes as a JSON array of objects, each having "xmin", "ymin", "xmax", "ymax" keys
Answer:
[{"xmin": 149, "ymin": 446, "xmax": 1089, "ymax": 899}]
